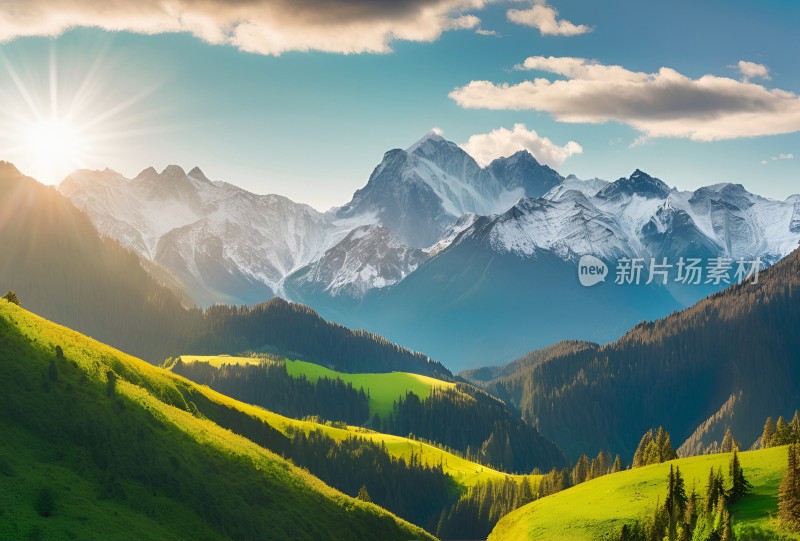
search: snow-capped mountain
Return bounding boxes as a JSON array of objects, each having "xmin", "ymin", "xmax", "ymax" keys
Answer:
[
  {"xmin": 58, "ymin": 132, "xmax": 800, "ymax": 369},
  {"xmin": 284, "ymin": 225, "xmax": 428, "ymax": 299},
  {"xmin": 336, "ymin": 131, "xmax": 563, "ymax": 248},
  {"xmin": 291, "ymin": 168, "xmax": 800, "ymax": 369},
  {"xmin": 60, "ymin": 165, "xmax": 360, "ymax": 305}
]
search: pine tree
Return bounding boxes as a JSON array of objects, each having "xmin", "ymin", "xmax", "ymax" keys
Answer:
[
  {"xmin": 728, "ymin": 448, "xmax": 751, "ymax": 503},
  {"xmin": 633, "ymin": 429, "xmax": 654, "ymax": 468},
  {"xmin": 612, "ymin": 454, "xmax": 622, "ymax": 473},
  {"xmin": 762, "ymin": 417, "xmax": 776, "ymax": 449},
  {"xmin": 572, "ymin": 454, "xmax": 589, "ymax": 485},
  {"xmin": 673, "ymin": 466, "xmax": 688, "ymax": 514},
  {"xmin": 720, "ymin": 505, "xmax": 734, "ymax": 541},
  {"xmin": 779, "ymin": 443, "xmax": 800, "ymax": 530},
  {"xmin": 2, "ymin": 290, "xmax": 19, "ymax": 306},
  {"xmin": 791, "ymin": 411, "xmax": 800, "ymax": 444},
  {"xmin": 777, "ymin": 417, "xmax": 790, "ymax": 446},
  {"xmin": 720, "ymin": 428, "xmax": 735, "ymax": 453},
  {"xmin": 356, "ymin": 484, "xmax": 372, "ymax": 503}
]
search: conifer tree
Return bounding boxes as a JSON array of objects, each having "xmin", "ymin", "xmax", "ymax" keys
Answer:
[
  {"xmin": 720, "ymin": 428, "xmax": 735, "ymax": 453},
  {"xmin": 779, "ymin": 443, "xmax": 800, "ymax": 530},
  {"xmin": 612, "ymin": 454, "xmax": 622, "ymax": 473},
  {"xmin": 356, "ymin": 484, "xmax": 372, "ymax": 503},
  {"xmin": 762, "ymin": 417, "xmax": 776, "ymax": 449},
  {"xmin": 792, "ymin": 411, "xmax": 800, "ymax": 444},
  {"xmin": 728, "ymin": 448, "xmax": 751, "ymax": 503},
  {"xmin": 2, "ymin": 290, "xmax": 19, "ymax": 306},
  {"xmin": 777, "ymin": 416, "xmax": 790, "ymax": 446}
]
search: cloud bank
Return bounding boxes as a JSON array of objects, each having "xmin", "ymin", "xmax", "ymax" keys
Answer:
[
  {"xmin": 507, "ymin": 0, "xmax": 591, "ymax": 36},
  {"xmin": 0, "ymin": 0, "xmax": 487, "ymax": 55},
  {"xmin": 461, "ymin": 123, "xmax": 582, "ymax": 167},
  {"xmin": 450, "ymin": 56, "xmax": 800, "ymax": 141}
]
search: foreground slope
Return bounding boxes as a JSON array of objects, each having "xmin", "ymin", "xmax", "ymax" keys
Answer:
[
  {"xmin": 466, "ymin": 246, "xmax": 800, "ymax": 460},
  {"xmin": 489, "ymin": 447, "xmax": 795, "ymax": 541},
  {"xmin": 0, "ymin": 299, "xmax": 431, "ymax": 541}
]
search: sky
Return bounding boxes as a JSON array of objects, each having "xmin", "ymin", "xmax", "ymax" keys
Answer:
[{"xmin": 0, "ymin": 0, "xmax": 798, "ymax": 211}]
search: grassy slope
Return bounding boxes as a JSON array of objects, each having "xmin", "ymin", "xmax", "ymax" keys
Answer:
[
  {"xmin": 489, "ymin": 447, "xmax": 799, "ymax": 541},
  {"xmin": 0, "ymin": 299, "xmax": 432, "ymax": 541},
  {"xmin": 177, "ymin": 355, "xmax": 519, "ymax": 487},
  {"xmin": 286, "ymin": 359, "xmax": 454, "ymax": 418},
  {"xmin": 179, "ymin": 355, "xmax": 456, "ymax": 418}
]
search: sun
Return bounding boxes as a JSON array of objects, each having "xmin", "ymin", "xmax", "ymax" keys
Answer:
[
  {"xmin": 0, "ymin": 44, "xmax": 160, "ymax": 185},
  {"xmin": 22, "ymin": 119, "xmax": 86, "ymax": 182}
]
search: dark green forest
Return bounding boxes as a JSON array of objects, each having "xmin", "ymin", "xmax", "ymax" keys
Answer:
[
  {"xmin": 467, "ymin": 247, "xmax": 800, "ymax": 461},
  {"xmin": 170, "ymin": 358, "xmax": 370, "ymax": 425}
]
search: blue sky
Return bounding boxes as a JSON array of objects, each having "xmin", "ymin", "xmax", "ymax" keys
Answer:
[{"xmin": 0, "ymin": 0, "xmax": 798, "ymax": 210}]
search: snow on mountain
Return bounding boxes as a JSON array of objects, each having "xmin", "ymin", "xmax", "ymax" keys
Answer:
[
  {"xmin": 60, "ymin": 166, "xmax": 361, "ymax": 305},
  {"xmin": 443, "ymin": 169, "xmax": 800, "ymax": 266},
  {"xmin": 58, "ymin": 132, "xmax": 800, "ymax": 311},
  {"xmin": 285, "ymin": 225, "xmax": 428, "ymax": 298},
  {"xmin": 426, "ymin": 214, "xmax": 480, "ymax": 257},
  {"xmin": 337, "ymin": 131, "xmax": 564, "ymax": 248},
  {"xmin": 469, "ymin": 190, "xmax": 632, "ymax": 260}
]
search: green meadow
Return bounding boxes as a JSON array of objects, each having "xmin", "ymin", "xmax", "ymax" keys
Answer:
[
  {"xmin": 0, "ymin": 299, "xmax": 433, "ymax": 541},
  {"xmin": 489, "ymin": 446, "xmax": 798, "ymax": 541},
  {"xmin": 285, "ymin": 358, "xmax": 455, "ymax": 417}
]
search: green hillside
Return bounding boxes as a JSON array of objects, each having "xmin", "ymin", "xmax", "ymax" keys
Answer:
[
  {"xmin": 0, "ymin": 298, "xmax": 432, "ymax": 541},
  {"xmin": 174, "ymin": 354, "xmax": 512, "ymax": 486},
  {"xmin": 489, "ymin": 446, "xmax": 798, "ymax": 541},
  {"xmin": 178, "ymin": 355, "xmax": 454, "ymax": 418},
  {"xmin": 286, "ymin": 358, "xmax": 454, "ymax": 417}
]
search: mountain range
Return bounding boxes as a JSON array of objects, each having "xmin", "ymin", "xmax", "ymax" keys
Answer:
[{"xmin": 59, "ymin": 132, "xmax": 800, "ymax": 369}]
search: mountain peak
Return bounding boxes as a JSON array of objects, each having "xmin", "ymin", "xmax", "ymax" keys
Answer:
[
  {"xmin": 134, "ymin": 167, "xmax": 158, "ymax": 181},
  {"xmin": 596, "ymin": 169, "xmax": 670, "ymax": 200},
  {"xmin": 161, "ymin": 164, "xmax": 186, "ymax": 177},
  {"xmin": 0, "ymin": 160, "xmax": 22, "ymax": 178},
  {"xmin": 406, "ymin": 130, "xmax": 446, "ymax": 153},
  {"xmin": 188, "ymin": 166, "xmax": 211, "ymax": 183}
]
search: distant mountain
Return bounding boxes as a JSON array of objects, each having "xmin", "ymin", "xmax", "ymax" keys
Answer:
[
  {"xmin": 337, "ymin": 132, "xmax": 563, "ymax": 248},
  {"xmin": 0, "ymin": 161, "xmax": 458, "ymax": 377},
  {"xmin": 291, "ymin": 168, "xmax": 800, "ymax": 369},
  {"xmin": 462, "ymin": 246, "xmax": 800, "ymax": 461},
  {"xmin": 58, "ymin": 135, "xmax": 800, "ymax": 370},
  {"xmin": 284, "ymin": 224, "xmax": 428, "ymax": 300},
  {"xmin": 60, "ymin": 165, "xmax": 357, "ymax": 305}
]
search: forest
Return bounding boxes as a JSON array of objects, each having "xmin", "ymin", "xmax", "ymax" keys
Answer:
[{"xmin": 469, "ymin": 247, "xmax": 800, "ymax": 461}]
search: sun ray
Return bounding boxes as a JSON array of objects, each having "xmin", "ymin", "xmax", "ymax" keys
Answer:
[{"xmin": 0, "ymin": 41, "xmax": 164, "ymax": 184}]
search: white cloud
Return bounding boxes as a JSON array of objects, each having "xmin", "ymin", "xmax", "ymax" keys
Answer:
[
  {"xmin": 0, "ymin": 0, "xmax": 488, "ymax": 56},
  {"xmin": 737, "ymin": 60, "xmax": 771, "ymax": 82},
  {"xmin": 450, "ymin": 56, "xmax": 800, "ymax": 141},
  {"xmin": 460, "ymin": 123, "xmax": 582, "ymax": 167},
  {"xmin": 761, "ymin": 154, "xmax": 793, "ymax": 164},
  {"xmin": 475, "ymin": 28, "xmax": 500, "ymax": 36},
  {"xmin": 507, "ymin": 1, "xmax": 591, "ymax": 36}
]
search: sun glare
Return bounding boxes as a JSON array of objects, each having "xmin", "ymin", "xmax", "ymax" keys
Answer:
[
  {"xmin": 0, "ymin": 44, "xmax": 160, "ymax": 185},
  {"xmin": 22, "ymin": 119, "xmax": 85, "ymax": 182}
]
